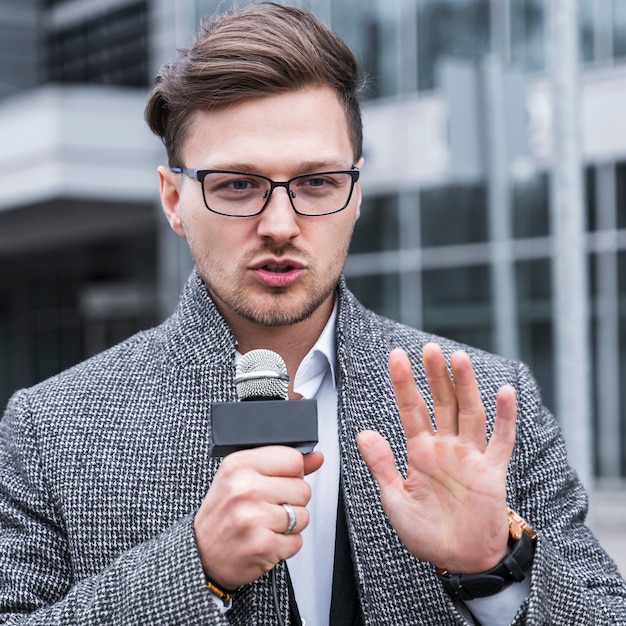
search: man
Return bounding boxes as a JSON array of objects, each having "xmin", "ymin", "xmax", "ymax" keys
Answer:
[{"xmin": 0, "ymin": 3, "xmax": 624, "ymax": 625}]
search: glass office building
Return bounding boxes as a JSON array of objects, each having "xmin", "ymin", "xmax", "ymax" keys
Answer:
[{"xmin": 2, "ymin": 0, "xmax": 626, "ymax": 479}]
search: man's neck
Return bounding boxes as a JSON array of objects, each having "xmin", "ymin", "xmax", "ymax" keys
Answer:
[{"xmin": 221, "ymin": 297, "xmax": 336, "ymax": 392}]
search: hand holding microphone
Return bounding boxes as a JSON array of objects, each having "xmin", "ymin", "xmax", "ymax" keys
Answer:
[{"xmin": 194, "ymin": 350, "xmax": 322, "ymax": 592}]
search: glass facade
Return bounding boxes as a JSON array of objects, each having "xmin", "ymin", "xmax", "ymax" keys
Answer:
[
  {"xmin": 336, "ymin": 1, "xmax": 626, "ymax": 478},
  {"xmin": 188, "ymin": 0, "xmax": 626, "ymax": 479},
  {"xmin": 3, "ymin": 0, "xmax": 626, "ymax": 477},
  {"xmin": 332, "ymin": 0, "xmax": 546, "ymax": 99}
]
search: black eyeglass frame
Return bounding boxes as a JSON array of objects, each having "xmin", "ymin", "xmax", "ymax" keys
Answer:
[{"xmin": 170, "ymin": 167, "xmax": 361, "ymax": 217}]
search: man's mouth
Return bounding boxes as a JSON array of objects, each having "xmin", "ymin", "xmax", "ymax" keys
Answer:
[
  {"xmin": 252, "ymin": 259, "xmax": 305, "ymax": 287},
  {"xmin": 263, "ymin": 263, "xmax": 293, "ymax": 273}
]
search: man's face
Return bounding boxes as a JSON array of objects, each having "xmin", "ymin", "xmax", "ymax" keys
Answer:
[{"xmin": 159, "ymin": 86, "xmax": 362, "ymax": 329}]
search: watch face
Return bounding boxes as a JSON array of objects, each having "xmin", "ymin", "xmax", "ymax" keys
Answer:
[{"xmin": 508, "ymin": 508, "xmax": 537, "ymax": 542}]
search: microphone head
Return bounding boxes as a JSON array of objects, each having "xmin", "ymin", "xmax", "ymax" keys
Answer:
[{"xmin": 235, "ymin": 349, "xmax": 289, "ymax": 400}]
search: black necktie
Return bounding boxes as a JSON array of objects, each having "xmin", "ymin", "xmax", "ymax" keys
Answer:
[{"xmin": 329, "ymin": 487, "xmax": 363, "ymax": 625}]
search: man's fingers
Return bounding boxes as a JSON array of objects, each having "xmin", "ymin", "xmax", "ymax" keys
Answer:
[
  {"xmin": 356, "ymin": 430, "xmax": 403, "ymax": 491},
  {"xmin": 303, "ymin": 450, "xmax": 324, "ymax": 475},
  {"xmin": 272, "ymin": 503, "xmax": 310, "ymax": 536},
  {"xmin": 225, "ymin": 445, "xmax": 307, "ymax": 478},
  {"xmin": 215, "ymin": 447, "xmax": 317, "ymax": 510},
  {"xmin": 449, "ymin": 350, "xmax": 487, "ymax": 448},
  {"xmin": 422, "ymin": 343, "xmax": 459, "ymax": 436},
  {"xmin": 486, "ymin": 385, "xmax": 517, "ymax": 463},
  {"xmin": 389, "ymin": 348, "xmax": 433, "ymax": 439}
]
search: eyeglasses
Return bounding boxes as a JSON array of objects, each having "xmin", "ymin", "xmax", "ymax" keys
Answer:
[{"xmin": 170, "ymin": 167, "xmax": 360, "ymax": 217}]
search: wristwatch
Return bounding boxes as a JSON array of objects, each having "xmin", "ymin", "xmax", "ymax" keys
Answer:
[{"xmin": 434, "ymin": 508, "xmax": 537, "ymax": 601}]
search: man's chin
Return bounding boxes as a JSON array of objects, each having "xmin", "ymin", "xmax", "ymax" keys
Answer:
[
  {"xmin": 204, "ymin": 276, "xmax": 336, "ymax": 328},
  {"xmin": 234, "ymin": 290, "xmax": 333, "ymax": 328},
  {"xmin": 235, "ymin": 304, "xmax": 317, "ymax": 328}
]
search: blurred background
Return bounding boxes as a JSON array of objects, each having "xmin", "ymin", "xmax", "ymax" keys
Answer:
[{"xmin": 0, "ymin": 0, "xmax": 624, "ymax": 573}]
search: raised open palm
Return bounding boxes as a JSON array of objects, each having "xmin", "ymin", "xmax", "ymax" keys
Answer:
[{"xmin": 357, "ymin": 343, "xmax": 517, "ymax": 573}]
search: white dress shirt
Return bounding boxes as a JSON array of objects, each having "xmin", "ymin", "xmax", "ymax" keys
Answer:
[{"xmin": 287, "ymin": 303, "xmax": 339, "ymax": 626}]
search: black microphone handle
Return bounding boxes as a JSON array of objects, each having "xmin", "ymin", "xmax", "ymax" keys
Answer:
[{"xmin": 210, "ymin": 398, "xmax": 318, "ymax": 457}]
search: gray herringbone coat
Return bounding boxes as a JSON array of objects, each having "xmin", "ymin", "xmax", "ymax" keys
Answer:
[{"xmin": 1, "ymin": 271, "xmax": 625, "ymax": 625}]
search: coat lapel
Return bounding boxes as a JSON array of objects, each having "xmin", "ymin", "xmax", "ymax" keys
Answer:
[{"xmin": 334, "ymin": 280, "xmax": 456, "ymax": 624}]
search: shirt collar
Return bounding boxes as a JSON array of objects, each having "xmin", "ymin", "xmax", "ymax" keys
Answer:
[
  {"xmin": 292, "ymin": 299, "xmax": 337, "ymax": 399},
  {"xmin": 233, "ymin": 298, "xmax": 337, "ymax": 399}
]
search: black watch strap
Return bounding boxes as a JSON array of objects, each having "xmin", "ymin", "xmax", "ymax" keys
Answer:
[{"xmin": 434, "ymin": 509, "xmax": 537, "ymax": 602}]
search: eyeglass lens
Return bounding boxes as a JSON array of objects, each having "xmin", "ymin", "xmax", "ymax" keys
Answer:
[{"xmin": 201, "ymin": 172, "xmax": 354, "ymax": 216}]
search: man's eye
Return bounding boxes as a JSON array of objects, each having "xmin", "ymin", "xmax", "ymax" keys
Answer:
[{"xmin": 230, "ymin": 180, "xmax": 251, "ymax": 190}]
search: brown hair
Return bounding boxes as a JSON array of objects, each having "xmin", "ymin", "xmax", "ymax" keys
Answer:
[{"xmin": 145, "ymin": 2, "xmax": 363, "ymax": 167}]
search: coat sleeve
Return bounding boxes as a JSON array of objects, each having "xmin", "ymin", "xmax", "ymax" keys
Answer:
[
  {"xmin": 0, "ymin": 391, "xmax": 231, "ymax": 626},
  {"xmin": 506, "ymin": 361, "xmax": 626, "ymax": 625}
]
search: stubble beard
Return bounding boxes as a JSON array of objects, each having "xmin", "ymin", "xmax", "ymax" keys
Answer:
[
  {"xmin": 202, "ymin": 239, "xmax": 351, "ymax": 328},
  {"xmin": 209, "ymin": 278, "xmax": 337, "ymax": 328}
]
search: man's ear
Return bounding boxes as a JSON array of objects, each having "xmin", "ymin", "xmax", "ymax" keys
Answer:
[{"xmin": 158, "ymin": 166, "xmax": 187, "ymax": 238}]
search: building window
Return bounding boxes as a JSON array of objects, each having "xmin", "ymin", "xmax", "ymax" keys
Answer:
[
  {"xmin": 512, "ymin": 172, "xmax": 549, "ymax": 239},
  {"xmin": 616, "ymin": 251, "xmax": 626, "ymax": 473},
  {"xmin": 416, "ymin": 0, "xmax": 490, "ymax": 92},
  {"xmin": 616, "ymin": 162, "xmax": 626, "ymax": 229},
  {"xmin": 615, "ymin": 0, "xmax": 626, "ymax": 59},
  {"xmin": 331, "ymin": 0, "xmax": 399, "ymax": 99},
  {"xmin": 510, "ymin": 0, "xmax": 545, "ymax": 72},
  {"xmin": 0, "ymin": 233, "xmax": 157, "ymax": 412},
  {"xmin": 345, "ymin": 273, "xmax": 401, "ymax": 321},
  {"xmin": 422, "ymin": 264, "xmax": 493, "ymax": 351},
  {"xmin": 515, "ymin": 258, "xmax": 554, "ymax": 409},
  {"xmin": 46, "ymin": 1, "xmax": 149, "ymax": 88},
  {"xmin": 351, "ymin": 194, "xmax": 400, "ymax": 254},
  {"xmin": 579, "ymin": 0, "xmax": 595, "ymax": 64},
  {"xmin": 420, "ymin": 184, "xmax": 488, "ymax": 247}
]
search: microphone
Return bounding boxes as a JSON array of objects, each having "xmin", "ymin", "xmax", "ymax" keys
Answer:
[
  {"xmin": 210, "ymin": 349, "xmax": 318, "ymax": 457},
  {"xmin": 235, "ymin": 348, "xmax": 290, "ymax": 401}
]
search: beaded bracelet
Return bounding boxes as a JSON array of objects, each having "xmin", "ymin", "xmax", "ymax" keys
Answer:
[{"xmin": 206, "ymin": 576, "xmax": 238, "ymax": 605}]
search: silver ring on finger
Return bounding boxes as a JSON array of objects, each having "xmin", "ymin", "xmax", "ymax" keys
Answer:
[{"xmin": 281, "ymin": 503, "xmax": 297, "ymax": 535}]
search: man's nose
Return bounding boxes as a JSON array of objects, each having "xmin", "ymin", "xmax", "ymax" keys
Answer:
[{"xmin": 256, "ymin": 184, "xmax": 300, "ymax": 241}]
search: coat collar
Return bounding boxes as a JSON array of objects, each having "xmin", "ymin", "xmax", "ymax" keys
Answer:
[{"xmin": 163, "ymin": 269, "xmax": 238, "ymax": 369}]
